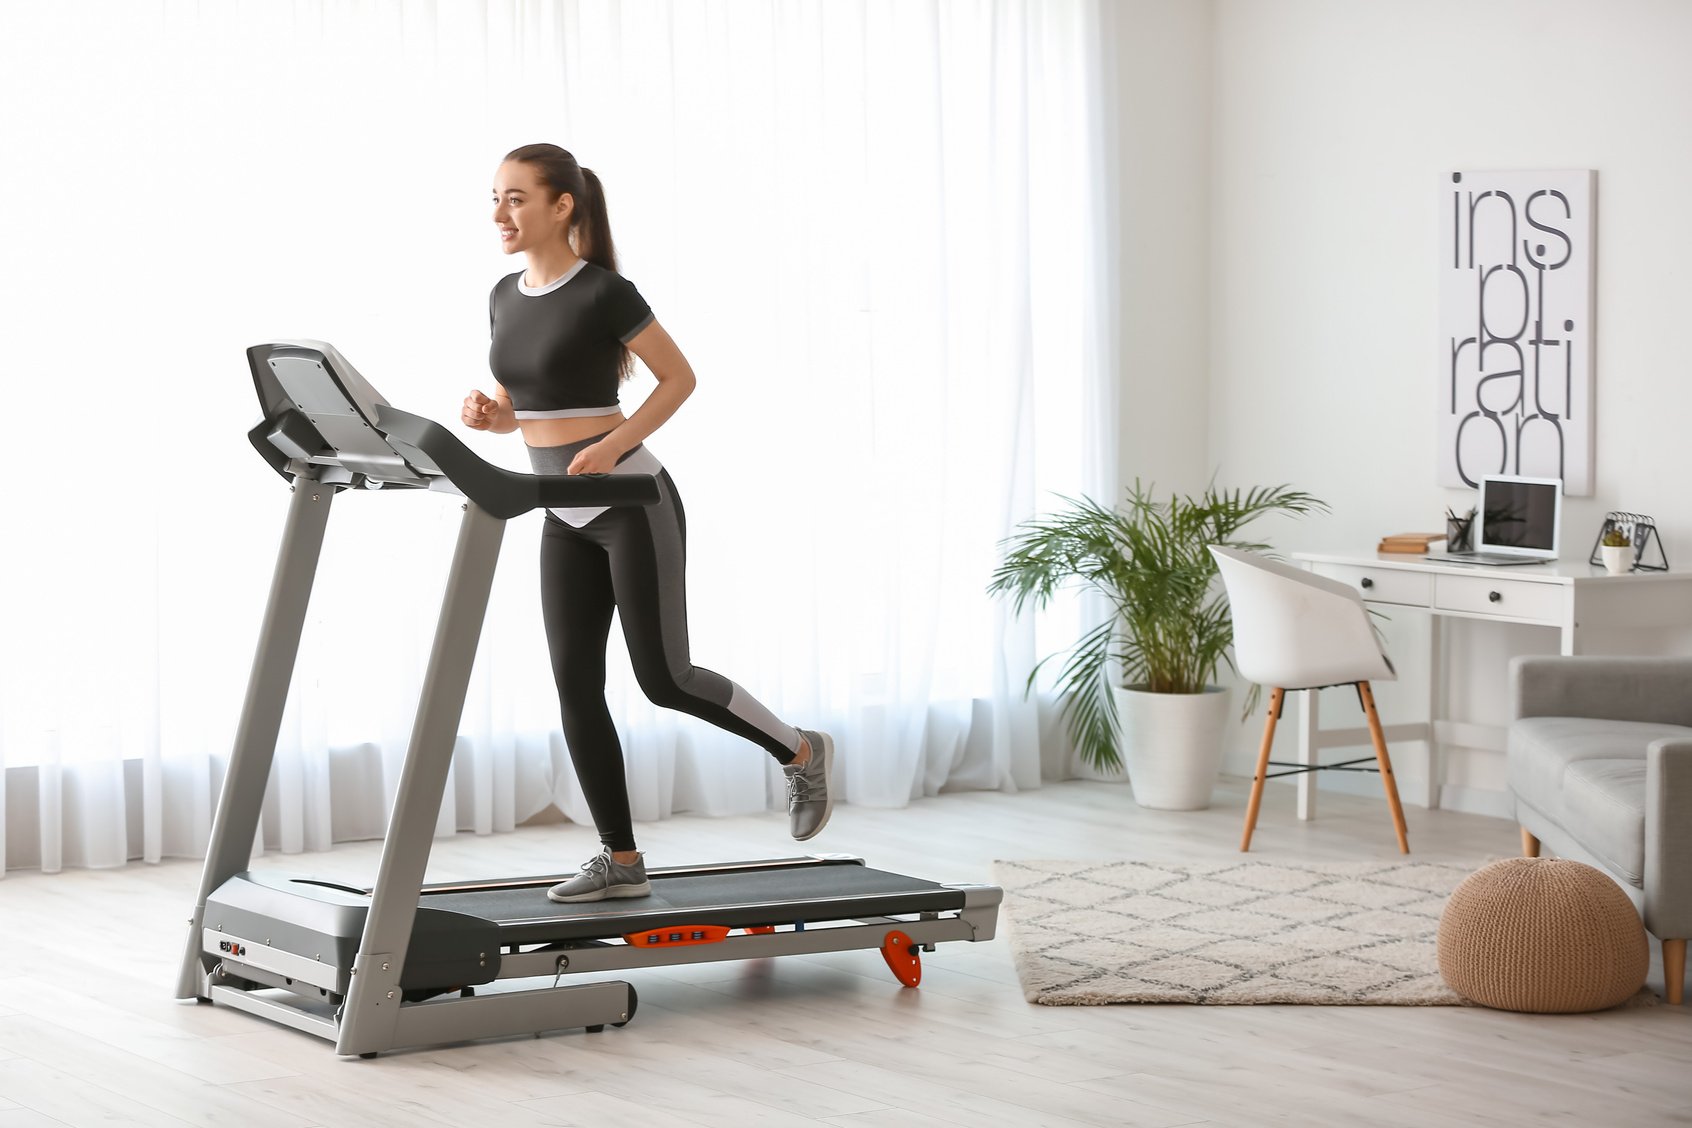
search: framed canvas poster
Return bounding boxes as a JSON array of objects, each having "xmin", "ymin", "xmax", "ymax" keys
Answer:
[{"xmin": 1438, "ymin": 170, "xmax": 1595, "ymax": 494}]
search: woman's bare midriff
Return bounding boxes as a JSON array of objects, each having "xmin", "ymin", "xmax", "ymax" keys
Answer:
[{"xmin": 518, "ymin": 412, "xmax": 628, "ymax": 448}]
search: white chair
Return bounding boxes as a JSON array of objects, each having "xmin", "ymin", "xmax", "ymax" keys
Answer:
[{"xmin": 1209, "ymin": 546, "xmax": 1410, "ymax": 853}]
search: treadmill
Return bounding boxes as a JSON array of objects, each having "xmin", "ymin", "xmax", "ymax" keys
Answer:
[{"xmin": 176, "ymin": 341, "xmax": 1002, "ymax": 1058}]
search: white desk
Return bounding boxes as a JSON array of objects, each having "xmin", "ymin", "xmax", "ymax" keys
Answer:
[{"xmin": 1288, "ymin": 550, "xmax": 1692, "ymax": 818}]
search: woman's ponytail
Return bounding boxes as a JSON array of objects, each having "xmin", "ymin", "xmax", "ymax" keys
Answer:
[{"xmin": 576, "ymin": 167, "xmax": 618, "ymax": 274}]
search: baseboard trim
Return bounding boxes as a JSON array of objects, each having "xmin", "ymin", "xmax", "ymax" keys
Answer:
[{"xmin": 1428, "ymin": 783, "xmax": 1514, "ymax": 820}]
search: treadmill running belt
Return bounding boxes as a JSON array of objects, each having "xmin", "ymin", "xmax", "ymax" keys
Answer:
[{"xmin": 422, "ymin": 865, "xmax": 965, "ymax": 944}]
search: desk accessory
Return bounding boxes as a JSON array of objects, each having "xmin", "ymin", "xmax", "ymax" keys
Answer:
[
  {"xmin": 1587, "ymin": 512, "xmax": 1668, "ymax": 572},
  {"xmin": 1445, "ymin": 507, "xmax": 1476, "ymax": 553},
  {"xmin": 1378, "ymin": 532, "xmax": 1447, "ymax": 554}
]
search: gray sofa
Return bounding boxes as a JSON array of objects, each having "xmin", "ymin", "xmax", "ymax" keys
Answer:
[{"xmin": 1508, "ymin": 655, "xmax": 1691, "ymax": 1004}]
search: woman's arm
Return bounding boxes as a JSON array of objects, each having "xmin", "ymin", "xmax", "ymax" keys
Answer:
[{"xmin": 567, "ymin": 320, "xmax": 696, "ymax": 474}]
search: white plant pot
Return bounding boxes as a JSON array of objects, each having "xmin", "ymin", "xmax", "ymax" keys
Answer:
[
  {"xmin": 1114, "ymin": 684, "xmax": 1230, "ymax": 810},
  {"xmin": 1601, "ymin": 544, "xmax": 1633, "ymax": 575}
]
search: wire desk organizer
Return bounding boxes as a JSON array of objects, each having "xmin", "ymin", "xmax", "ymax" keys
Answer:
[{"xmin": 1587, "ymin": 511, "xmax": 1669, "ymax": 571}]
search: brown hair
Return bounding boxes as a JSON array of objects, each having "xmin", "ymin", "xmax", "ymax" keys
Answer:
[{"xmin": 504, "ymin": 143, "xmax": 632, "ymax": 378}]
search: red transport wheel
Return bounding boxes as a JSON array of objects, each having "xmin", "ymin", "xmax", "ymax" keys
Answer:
[{"xmin": 880, "ymin": 929, "xmax": 922, "ymax": 987}]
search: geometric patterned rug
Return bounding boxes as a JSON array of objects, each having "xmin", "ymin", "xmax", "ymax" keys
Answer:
[{"xmin": 994, "ymin": 859, "xmax": 1482, "ymax": 1006}]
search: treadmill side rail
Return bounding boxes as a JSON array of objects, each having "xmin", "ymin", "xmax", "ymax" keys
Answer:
[
  {"xmin": 956, "ymin": 883, "xmax": 1003, "ymax": 941},
  {"xmin": 378, "ymin": 981, "xmax": 633, "ymax": 1057},
  {"xmin": 210, "ymin": 985, "xmax": 338, "ymax": 1042},
  {"xmin": 206, "ymin": 976, "xmax": 636, "ymax": 1058},
  {"xmin": 498, "ymin": 912, "xmax": 990, "ymax": 979}
]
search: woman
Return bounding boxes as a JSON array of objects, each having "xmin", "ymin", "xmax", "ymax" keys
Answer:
[{"xmin": 464, "ymin": 144, "xmax": 833, "ymax": 903}]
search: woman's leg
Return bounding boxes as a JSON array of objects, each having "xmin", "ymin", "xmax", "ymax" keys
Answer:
[
  {"xmin": 539, "ymin": 516, "xmax": 639, "ymax": 854},
  {"xmin": 593, "ymin": 470, "xmax": 807, "ymax": 763}
]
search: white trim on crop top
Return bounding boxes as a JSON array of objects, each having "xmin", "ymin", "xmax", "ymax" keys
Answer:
[{"xmin": 517, "ymin": 257, "xmax": 591, "ymax": 296}]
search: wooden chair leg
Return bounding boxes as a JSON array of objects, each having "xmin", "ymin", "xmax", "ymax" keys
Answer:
[
  {"xmin": 1240, "ymin": 687, "xmax": 1283, "ymax": 852},
  {"xmin": 1358, "ymin": 681, "xmax": 1410, "ymax": 854},
  {"xmin": 1521, "ymin": 828, "xmax": 1540, "ymax": 857},
  {"xmin": 1665, "ymin": 938, "xmax": 1686, "ymax": 1005}
]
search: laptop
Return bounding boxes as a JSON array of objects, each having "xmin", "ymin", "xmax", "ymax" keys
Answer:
[{"xmin": 1427, "ymin": 475, "xmax": 1563, "ymax": 566}]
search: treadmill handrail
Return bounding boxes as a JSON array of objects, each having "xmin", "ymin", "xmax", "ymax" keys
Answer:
[{"xmin": 373, "ymin": 405, "xmax": 661, "ymax": 519}]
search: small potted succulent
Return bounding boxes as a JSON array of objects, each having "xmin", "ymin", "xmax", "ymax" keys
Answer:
[{"xmin": 1600, "ymin": 528, "xmax": 1634, "ymax": 575}]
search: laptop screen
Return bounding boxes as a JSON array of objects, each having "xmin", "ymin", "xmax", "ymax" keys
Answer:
[{"xmin": 1478, "ymin": 476, "xmax": 1562, "ymax": 557}]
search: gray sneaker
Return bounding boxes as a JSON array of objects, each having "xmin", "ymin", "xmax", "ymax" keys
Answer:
[
  {"xmin": 547, "ymin": 848, "xmax": 652, "ymax": 903},
  {"xmin": 783, "ymin": 730, "xmax": 835, "ymax": 841}
]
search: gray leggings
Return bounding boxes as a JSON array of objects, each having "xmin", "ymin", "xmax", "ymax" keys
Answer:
[{"xmin": 530, "ymin": 436, "xmax": 800, "ymax": 851}]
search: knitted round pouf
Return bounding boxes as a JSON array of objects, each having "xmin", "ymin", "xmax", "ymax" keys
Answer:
[{"xmin": 1437, "ymin": 857, "xmax": 1648, "ymax": 1013}]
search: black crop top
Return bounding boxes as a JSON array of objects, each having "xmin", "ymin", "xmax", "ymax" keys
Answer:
[{"xmin": 487, "ymin": 260, "xmax": 655, "ymax": 417}]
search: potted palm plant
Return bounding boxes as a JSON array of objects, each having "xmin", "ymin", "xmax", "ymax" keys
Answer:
[{"xmin": 989, "ymin": 481, "xmax": 1326, "ymax": 809}]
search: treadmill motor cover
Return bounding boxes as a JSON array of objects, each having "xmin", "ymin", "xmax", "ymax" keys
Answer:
[{"xmin": 203, "ymin": 872, "xmax": 502, "ymax": 993}]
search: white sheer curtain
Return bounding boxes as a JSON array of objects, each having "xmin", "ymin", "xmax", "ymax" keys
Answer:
[{"xmin": 0, "ymin": 0, "xmax": 1118, "ymax": 873}]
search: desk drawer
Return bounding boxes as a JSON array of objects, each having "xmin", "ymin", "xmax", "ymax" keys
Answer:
[
  {"xmin": 1433, "ymin": 574, "xmax": 1564, "ymax": 622},
  {"xmin": 1309, "ymin": 563, "xmax": 1431, "ymax": 607}
]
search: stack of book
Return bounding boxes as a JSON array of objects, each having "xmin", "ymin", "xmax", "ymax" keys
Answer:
[{"xmin": 1377, "ymin": 532, "xmax": 1445, "ymax": 554}]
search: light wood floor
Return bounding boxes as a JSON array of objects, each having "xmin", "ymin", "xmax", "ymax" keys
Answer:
[{"xmin": 2, "ymin": 778, "xmax": 1689, "ymax": 1127}]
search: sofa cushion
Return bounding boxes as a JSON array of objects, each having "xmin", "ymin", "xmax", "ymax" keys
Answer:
[
  {"xmin": 1508, "ymin": 717, "xmax": 1692, "ymax": 886},
  {"xmin": 1561, "ymin": 759, "xmax": 1648, "ymax": 883},
  {"xmin": 1508, "ymin": 717, "xmax": 1687, "ymax": 804}
]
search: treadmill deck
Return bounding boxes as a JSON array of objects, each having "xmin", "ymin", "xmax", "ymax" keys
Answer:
[{"xmin": 422, "ymin": 862, "xmax": 966, "ymax": 943}]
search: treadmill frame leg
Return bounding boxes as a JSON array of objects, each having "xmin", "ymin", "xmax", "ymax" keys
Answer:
[
  {"xmin": 176, "ymin": 480, "xmax": 337, "ymax": 1000},
  {"xmin": 335, "ymin": 501, "xmax": 506, "ymax": 1057}
]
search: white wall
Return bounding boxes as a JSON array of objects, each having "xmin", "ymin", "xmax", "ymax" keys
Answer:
[
  {"xmin": 1115, "ymin": 0, "xmax": 1214, "ymax": 498},
  {"xmin": 1204, "ymin": 0, "xmax": 1692, "ymax": 812}
]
